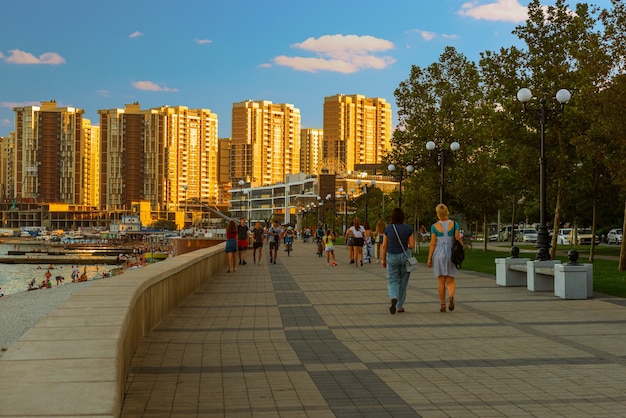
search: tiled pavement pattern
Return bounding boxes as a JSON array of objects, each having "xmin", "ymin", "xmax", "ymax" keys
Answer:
[{"xmin": 121, "ymin": 242, "xmax": 626, "ymax": 417}]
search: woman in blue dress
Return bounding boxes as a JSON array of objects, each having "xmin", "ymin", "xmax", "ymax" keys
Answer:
[{"xmin": 427, "ymin": 204, "xmax": 462, "ymax": 312}]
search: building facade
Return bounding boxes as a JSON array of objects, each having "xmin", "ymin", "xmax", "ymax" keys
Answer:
[
  {"xmin": 231, "ymin": 100, "xmax": 301, "ymax": 187},
  {"xmin": 322, "ymin": 94, "xmax": 392, "ymax": 174},
  {"xmin": 13, "ymin": 101, "xmax": 86, "ymax": 204},
  {"xmin": 300, "ymin": 128, "xmax": 324, "ymax": 175},
  {"xmin": 98, "ymin": 104, "xmax": 220, "ymax": 219}
]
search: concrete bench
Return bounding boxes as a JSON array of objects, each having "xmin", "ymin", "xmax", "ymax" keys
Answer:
[
  {"xmin": 495, "ymin": 255, "xmax": 593, "ymax": 299},
  {"xmin": 554, "ymin": 263, "xmax": 593, "ymax": 299},
  {"xmin": 495, "ymin": 257, "xmax": 530, "ymax": 286}
]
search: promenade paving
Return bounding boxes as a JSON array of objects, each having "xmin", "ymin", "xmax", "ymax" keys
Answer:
[{"xmin": 120, "ymin": 241, "xmax": 626, "ymax": 417}]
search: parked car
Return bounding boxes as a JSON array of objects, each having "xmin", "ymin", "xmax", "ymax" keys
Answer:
[
  {"xmin": 518, "ymin": 228, "xmax": 538, "ymax": 243},
  {"xmin": 607, "ymin": 228, "xmax": 623, "ymax": 245},
  {"xmin": 568, "ymin": 228, "xmax": 600, "ymax": 246},
  {"xmin": 557, "ymin": 228, "xmax": 573, "ymax": 245}
]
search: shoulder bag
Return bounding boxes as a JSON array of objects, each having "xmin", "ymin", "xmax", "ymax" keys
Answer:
[
  {"xmin": 451, "ymin": 221, "xmax": 465, "ymax": 268},
  {"xmin": 392, "ymin": 224, "xmax": 418, "ymax": 272}
]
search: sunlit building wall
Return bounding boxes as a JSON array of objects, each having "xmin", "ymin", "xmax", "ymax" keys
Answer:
[
  {"xmin": 13, "ymin": 101, "xmax": 85, "ymax": 204},
  {"xmin": 82, "ymin": 119, "xmax": 100, "ymax": 207},
  {"xmin": 231, "ymin": 100, "xmax": 301, "ymax": 186},
  {"xmin": 98, "ymin": 103, "xmax": 163, "ymax": 211},
  {"xmin": 98, "ymin": 103, "xmax": 219, "ymax": 214},
  {"xmin": 159, "ymin": 105, "xmax": 219, "ymax": 212},
  {"xmin": 0, "ymin": 134, "xmax": 14, "ymax": 201},
  {"xmin": 300, "ymin": 128, "xmax": 324, "ymax": 175},
  {"xmin": 323, "ymin": 94, "xmax": 392, "ymax": 173}
]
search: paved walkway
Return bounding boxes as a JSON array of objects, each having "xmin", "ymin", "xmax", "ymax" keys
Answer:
[{"xmin": 120, "ymin": 241, "xmax": 626, "ymax": 417}]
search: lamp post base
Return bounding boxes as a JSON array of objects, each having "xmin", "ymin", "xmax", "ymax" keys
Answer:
[{"xmin": 535, "ymin": 226, "xmax": 551, "ymax": 261}]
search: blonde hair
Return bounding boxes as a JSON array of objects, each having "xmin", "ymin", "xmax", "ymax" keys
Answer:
[
  {"xmin": 436, "ymin": 203, "xmax": 449, "ymax": 220},
  {"xmin": 375, "ymin": 219, "xmax": 387, "ymax": 234}
]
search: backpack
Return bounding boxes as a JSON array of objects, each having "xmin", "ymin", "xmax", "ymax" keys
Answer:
[{"xmin": 451, "ymin": 222, "xmax": 465, "ymax": 268}]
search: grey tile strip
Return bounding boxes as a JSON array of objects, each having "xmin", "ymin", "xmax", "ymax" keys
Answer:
[{"xmin": 269, "ymin": 261, "xmax": 421, "ymax": 417}]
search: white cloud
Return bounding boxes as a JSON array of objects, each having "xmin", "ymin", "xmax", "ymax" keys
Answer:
[
  {"xmin": 129, "ymin": 31, "xmax": 144, "ymax": 38},
  {"xmin": 419, "ymin": 30, "xmax": 437, "ymax": 41},
  {"xmin": 1, "ymin": 101, "xmax": 41, "ymax": 109},
  {"xmin": 1, "ymin": 118, "xmax": 11, "ymax": 127},
  {"xmin": 0, "ymin": 52, "xmax": 4, "ymax": 59},
  {"xmin": 442, "ymin": 34, "xmax": 459, "ymax": 39},
  {"xmin": 195, "ymin": 39, "xmax": 212, "ymax": 45},
  {"xmin": 96, "ymin": 89, "xmax": 110, "ymax": 98},
  {"xmin": 3, "ymin": 49, "xmax": 65, "ymax": 65},
  {"xmin": 132, "ymin": 81, "xmax": 178, "ymax": 92},
  {"xmin": 272, "ymin": 34, "xmax": 395, "ymax": 74},
  {"xmin": 458, "ymin": 0, "xmax": 527, "ymax": 23}
]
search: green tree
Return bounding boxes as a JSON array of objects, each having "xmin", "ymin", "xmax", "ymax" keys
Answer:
[{"xmin": 150, "ymin": 219, "xmax": 177, "ymax": 231}]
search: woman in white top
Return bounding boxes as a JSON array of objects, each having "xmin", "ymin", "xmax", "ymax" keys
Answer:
[{"xmin": 349, "ymin": 218, "xmax": 366, "ymax": 267}]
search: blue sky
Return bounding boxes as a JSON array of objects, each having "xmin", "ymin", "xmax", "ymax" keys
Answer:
[{"xmin": 0, "ymin": 0, "xmax": 613, "ymax": 138}]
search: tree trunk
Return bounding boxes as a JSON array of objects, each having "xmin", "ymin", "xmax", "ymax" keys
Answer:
[
  {"xmin": 589, "ymin": 171, "xmax": 598, "ymax": 262},
  {"xmin": 550, "ymin": 178, "xmax": 563, "ymax": 260},
  {"xmin": 483, "ymin": 212, "xmax": 488, "ymax": 252},
  {"xmin": 620, "ymin": 198, "xmax": 626, "ymax": 271}
]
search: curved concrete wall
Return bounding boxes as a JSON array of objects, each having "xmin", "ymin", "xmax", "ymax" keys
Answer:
[{"xmin": 0, "ymin": 244, "xmax": 226, "ymax": 417}]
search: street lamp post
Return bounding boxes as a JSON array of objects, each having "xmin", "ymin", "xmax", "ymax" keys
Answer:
[
  {"xmin": 517, "ymin": 87, "xmax": 571, "ymax": 260},
  {"xmin": 238, "ymin": 180, "xmax": 246, "ymax": 223},
  {"xmin": 357, "ymin": 179, "xmax": 376, "ymax": 224},
  {"xmin": 387, "ymin": 164, "xmax": 414, "ymax": 208},
  {"xmin": 425, "ymin": 141, "xmax": 460, "ymax": 204}
]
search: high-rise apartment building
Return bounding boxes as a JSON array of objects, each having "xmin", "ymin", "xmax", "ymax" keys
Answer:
[
  {"xmin": 98, "ymin": 103, "xmax": 219, "ymax": 213},
  {"xmin": 231, "ymin": 100, "xmax": 301, "ymax": 186},
  {"xmin": 300, "ymin": 128, "xmax": 324, "ymax": 175},
  {"xmin": 0, "ymin": 134, "xmax": 14, "ymax": 202},
  {"xmin": 83, "ymin": 119, "xmax": 100, "ymax": 207},
  {"xmin": 322, "ymin": 94, "xmax": 392, "ymax": 174},
  {"xmin": 13, "ymin": 101, "xmax": 86, "ymax": 204}
]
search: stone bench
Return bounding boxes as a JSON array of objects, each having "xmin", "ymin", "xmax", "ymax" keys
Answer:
[{"xmin": 495, "ymin": 249, "xmax": 593, "ymax": 299}]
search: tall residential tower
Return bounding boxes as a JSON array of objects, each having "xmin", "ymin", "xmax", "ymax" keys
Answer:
[
  {"xmin": 322, "ymin": 94, "xmax": 392, "ymax": 174},
  {"xmin": 231, "ymin": 100, "xmax": 301, "ymax": 186}
]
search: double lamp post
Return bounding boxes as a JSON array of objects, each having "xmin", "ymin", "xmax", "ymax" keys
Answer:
[{"xmin": 516, "ymin": 87, "xmax": 571, "ymax": 260}]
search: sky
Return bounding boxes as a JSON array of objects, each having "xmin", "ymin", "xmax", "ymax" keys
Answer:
[{"xmin": 0, "ymin": 0, "xmax": 614, "ymax": 139}]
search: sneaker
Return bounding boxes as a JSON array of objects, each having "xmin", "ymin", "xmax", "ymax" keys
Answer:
[
  {"xmin": 350, "ymin": 259, "xmax": 355, "ymax": 264},
  {"xmin": 270, "ymin": 257, "xmax": 273, "ymax": 263},
  {"xmin": 327, "ymin": 263, "xmax": 330, "ymax": 266},
  {"xmin": 331, "ymin": 261, "xmax": 337, "ymax": 266},
  {"xmin": 238, "ymin": 260, "xmax": 242, "ymax": 265},
  {"xmin": 273, "ymin": 260, "xmax": 276, "ymax": 264},
  {"xmin": 242, "ymin": 260, "xmax": 247, "ymax": 265},
  {"xmin": 389, "ymin": 298, "xmax": 398, "ymax": 315}
]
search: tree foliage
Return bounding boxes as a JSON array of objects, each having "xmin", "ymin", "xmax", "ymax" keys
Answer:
[{"xmin": 391, "ymin": 0, "xmax": 626, "ymax": 267}]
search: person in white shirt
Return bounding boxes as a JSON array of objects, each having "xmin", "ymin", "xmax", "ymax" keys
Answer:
[{"xmin": 349, "ymin": 218, "xmax": 366, "ymax": 267}]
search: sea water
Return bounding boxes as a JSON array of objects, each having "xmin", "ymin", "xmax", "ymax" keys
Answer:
[{"xmin": 0, "ymin": 242, "xmax": 114, "ymax": 297}]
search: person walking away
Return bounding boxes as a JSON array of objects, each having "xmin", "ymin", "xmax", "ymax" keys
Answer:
[
  {"xmin": 251, "ymin": 221, "xmax": 265, "ymax": 264},
  {"xmin": 322, "ymin": 229, "xmax": 337, "ymax": 266},
  {"xmin": 237, "ymin": 218, "xmax": 250, "ymax": 265},
  {"xmin": 225, "ymin": 220, "xmax": 238, "ymax": 272},
  {"xmin": 363, "ymin": 221, "xmax": 374, "ymax": 264},
  {"xmin": 375, "ymin": 219, "xmax": 387, "ymax": 263},
  {"xmin": 427, "ymin": 203, "xmax": 462, "ymax": 312},
  {"xmin": 381, "ymin": 208, "xmax": 415, "ymax": 314},
  {"xmin": 268, "ymin": 220, "xmax": 284, "ymax": 264},
  {"xmin": 345, "ymin": 220, "xmax": 355, "ymax": 264},
  {"xmin": 350, "ymin": 218, "xmax": 366, "ymax": 267}
]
